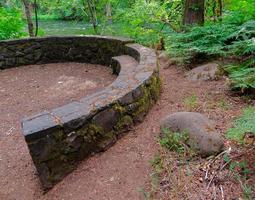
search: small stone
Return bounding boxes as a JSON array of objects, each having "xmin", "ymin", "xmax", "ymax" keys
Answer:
[
  {"xmin": 160, "ymin": 112, "xmax": 224, "ymax": 157},
  {"xmin": 186, "ymin": 63, "xmax": 222, "ymax": 81}
]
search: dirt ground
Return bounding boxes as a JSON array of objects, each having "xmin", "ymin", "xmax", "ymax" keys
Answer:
[
  {"xmin": 0, "ymin": 62, "xmax": 254, "ymax": 200},
  {"xmin": 0, "ymin": 62, "xmax": 116, "ymax": 200}
]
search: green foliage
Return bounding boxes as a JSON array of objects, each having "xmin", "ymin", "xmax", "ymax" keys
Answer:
[
  {"xmin": 226, "ymin": 107, "xmax": 255, "ymax": 142},
  {"xmin": 36, "ymin": 0, "xmax": 132, "ymax": 21},
  {"xmin": 0, "ymin": 7, "xmax": 25, "ymax": 40},
  {"xmin": 37, "ymin": 0, "xmax": 85, "ymax": 20},
  {"xmin": 160, "ymin": 128, "xmax": 189, "ymax": 153},
  {"xmin": 223, "ymin": 21, "xmax": 255, "ymax": 91},
  {"xmin": 166, "ymin": 18, "xmax": 255, "ymax": 92},
  {"xmin": 224, "ymin": 63, "xmax": 255, "ymax": 91},
  {"xmin": 224, "ymin": 0, "xmax": 255, "ymax": 21},
  {"xmin": 72, "ymin": 0, "xmax": 174, "ymax": 45},
  {"xmin": 111, "ymin": 0, "xmax": 173, "ymax": 46},
  {"xmin": 165, "ymin": 22, "xmax": 237, "ymax": 64},
  {"xmin": 227, "ymin": 20, "xmax": 255, "ymax": 56}
]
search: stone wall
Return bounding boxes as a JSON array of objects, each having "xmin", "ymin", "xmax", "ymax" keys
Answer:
[
  {"xmin": 0, "ymin": 36, "xmax": 160, "ymax": 190},
  {"xmin": 0, "ymin": 36, "xmax": 132, "ymax": 69}
]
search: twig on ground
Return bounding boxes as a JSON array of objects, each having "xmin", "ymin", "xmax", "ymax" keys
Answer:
[
  {"xmin": 213, "ymin": 183, "xmax": 217, "ymax": 200},
  {"xmin": 204, "ymin": 148, "xmax": 231, "ymax": 182},
  {"xmin": 6, "ymin": 127, "xmax": 15, "ymax": 136},
  {"xmin": 205, "ymin": 169, "xmax": 209, "ymax": 180},
  {"xmin": 220, "ymin": 185, "xmax": 224, "ymax": 200},
  {"xmin": 208, "ymin": 148, "xmax": 232, "ymax": 166}
]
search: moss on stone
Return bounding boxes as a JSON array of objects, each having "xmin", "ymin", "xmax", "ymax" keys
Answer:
[
  {"xmin": 77, "ymin": 122, "xmax": 117, "ymax": 151},
  {"xmin": 149, "ymin": 75, "xmax": 161, "ymax": 101},
  {"xmin": 132, "ymin": 86, "xmax": 151, "ymax": 121},
  {"xmin": 46, "ymin": 157, "xmax": 75, "ymax": 184},
  {"xmin": 96, "ymin": 130, "xmax": 116, "ymax": 151},
  {"xmin": 78, "ymin": 123, "xmax": 104, "ymax": 143},
  {"xmin": 115, "ymin": 115, "xmax": 134, "ymax": 132},
  {"xmin": 132, "ymin": 74, "xmax": 161, "ymax": 122},
  {"xmin": 113, "ymin": 103, "xmax": 126, "ymax": 115},
  {"xmin": 53, "ymin": 130, "xmax": 65, "ymax": 142}
]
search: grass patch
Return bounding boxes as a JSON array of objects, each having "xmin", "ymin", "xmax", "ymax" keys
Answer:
[
  {"xmin": 226, "ymin": 106, "xmax": 255, "ymax": 143},
  {"xmin": 218, "ymin": 98, "xmax": 231, "ymax": 110},
  {"xmin": 183, "ymin": 94, "xmax": 198, "ymax": 111}
]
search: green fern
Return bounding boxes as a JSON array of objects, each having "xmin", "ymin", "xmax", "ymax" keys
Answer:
[
  {"xmin": 165, "ymin": 23, "xmax": 237, "ymax": 64},
  {"xmin": 226, "ymin": 107, "xmax": 255, "ymax": 142}
]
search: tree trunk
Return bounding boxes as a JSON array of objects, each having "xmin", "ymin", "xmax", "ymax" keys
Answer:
[
  {"xmin": 34, "ymin": 0, "xmax": 38, "ymax": 36},
  {"xmin": 21, "ymin": 0, "xmax": 34, "ymax": 37},
  {"xmin": 86, "ymin": 0, "xmax": 98, "ymax": 34},
  {"xmin": 183, "ymin": 0, "xmax": 205, "ymax": 25},
  {"xmin": 106, "ymin": 2, "xmax": 112, "ymax": 24},
  {"xmin": 217, "ymin": 0, "xmax": 223, "ymax": 21}
]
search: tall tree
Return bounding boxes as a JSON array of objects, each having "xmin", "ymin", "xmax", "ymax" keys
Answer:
[
  {"xmin": 183, "ymin": 0, "xmax": 205, "ymax": 25},
  {"xmin": 21, "ymin": 0, "xmax": 34, "ymax": 37}
]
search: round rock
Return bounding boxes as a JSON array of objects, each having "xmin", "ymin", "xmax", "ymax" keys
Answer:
[{"xmin": 160, "ymin": 112, "xmax": 224, "ymax": 157}]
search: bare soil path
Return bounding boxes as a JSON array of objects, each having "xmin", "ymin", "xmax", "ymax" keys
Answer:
[{"xmin": 0, "ymin": 62, "xmax": 252, "ymax": 200}]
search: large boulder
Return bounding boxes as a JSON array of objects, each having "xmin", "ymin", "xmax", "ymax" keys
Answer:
[
  {"xmin": 160, "ymin": 112, "xmax": 224, "ymax": 157},
  {"xmin": 186, "ymin": 63, "xmax": 222, "ymax": 81}
]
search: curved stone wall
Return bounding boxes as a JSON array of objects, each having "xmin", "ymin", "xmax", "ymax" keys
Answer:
[
  {"xmin": 0, "ymin": 36, "xmax": 161, "ymax": 190},
  {"xmin": 0, "ymin": 36, "xmax": 132, "ymax": 69}
]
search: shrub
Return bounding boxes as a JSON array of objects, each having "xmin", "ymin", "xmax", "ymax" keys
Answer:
[{"xmin": 0, "ymin": 7, "xmax": 25, "ymax": 40}]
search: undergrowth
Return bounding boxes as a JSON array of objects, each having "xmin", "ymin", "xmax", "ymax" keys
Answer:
[
  {"xmin": 159, "ymin": 128, "xmax": 197, "ymax": 160},
  {"xmin": 160, "ymin": 128, "xmax": 190, "ymax": 154},
  {"xmin": 165, "ymin": 18, "xmax": 255, "ymax": 93},
  {"xmin": 226, "ymin": 106, "xmax": 255, "ymax": 144},
  {"xmin": 223, "ymin": 149, "xmax": 254, "ymax": 200},
  {"xmin": 165, "ymin": 23, "xmax": 237, "ymax": 65}
]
